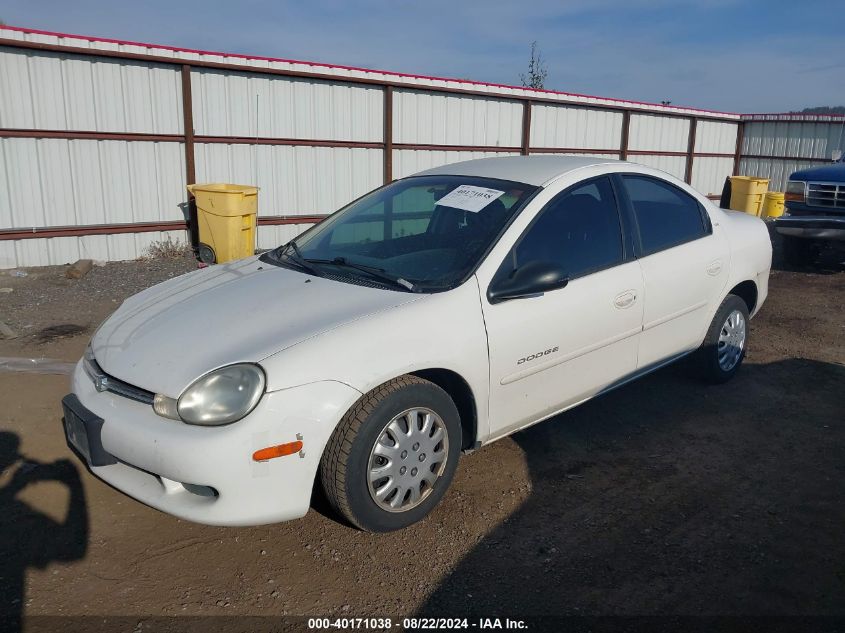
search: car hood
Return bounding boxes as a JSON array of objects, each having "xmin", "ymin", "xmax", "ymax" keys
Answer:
[
  {"xmin": 91, "ymin": 257, "xmax": 421, "ymax": 396},
  {"xmin": 791, "ymin": 163, "xmax": 845, "ymax": 181}
]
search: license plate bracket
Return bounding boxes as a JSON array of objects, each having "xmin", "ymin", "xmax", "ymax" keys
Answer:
[{"xmin": 61, "ymin": 394, "xmax": 117, "ymax": 467}]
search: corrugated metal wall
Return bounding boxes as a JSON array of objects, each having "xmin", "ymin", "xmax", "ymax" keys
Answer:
[
  {"xmin": 629, "ymin": 114, "xmax": 690, "ymax": 153},
  {"xmin": 393, "ymin": 90, "xmax": 522, "ymax": 147},
  {"xmin": 624, "ymin": 114, "xmax": 690, "ymax": 181},
  {"xmin": 628, "ymin": 154, "xmax": 687, "ymax": 180},
  {"xmin": 0, "ymin": 48, "xmax": 183, "ymax": 133},
  {"xmin": 0, "ymin": 230, "xmax": 189, "ymax": 271},
  {"xmin": 194, "ymin": 144, "xmax": 383, "ymax": 215},
  {"xmin": 743, "ymin": 119, "xmax": 844, "ymax": 159},
  {"xmin": 690, "ymin": 157, "xmax": 735, "ymax": 196},
  {"xmin": 530, "ymin": 104, "xmax": 623, "ymax": 150},
  {"xmin": 695, "ymin": 120, "xmax": 738, "ymax": 154},
  {"xmin": 191, "ymin": 69, "xmax": 383, "ymax": 141},
  {"xmin": 6, "ymin": 26, "xmax": 840, "ymax": 270},
  {"xmin": 393, "ymin": 150, "xmax": 516, "ymax": 180},
  {"xmin": 0, "ymin": 136, "xmax": 186, "ymax": 225},
  {"xmin": 739, "ymin": 115, "xmax": 845, "ymax": 190},
  {"xmin": 690, "ymin": 121, "xmax": 738, "ymax": 195}
]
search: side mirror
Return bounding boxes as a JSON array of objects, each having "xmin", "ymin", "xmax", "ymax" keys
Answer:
[{"xmin": 487, "ymin": 260, "xmax": 569, "ymax": 304}]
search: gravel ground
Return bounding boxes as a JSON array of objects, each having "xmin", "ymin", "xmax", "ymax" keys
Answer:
[
  {"xmin": 0, "ymin": 242, "xmax": 843, "ymax": 632},
  {"xmin": 0, "ymin": 255, "xmax": 197, "ymax": 350}
]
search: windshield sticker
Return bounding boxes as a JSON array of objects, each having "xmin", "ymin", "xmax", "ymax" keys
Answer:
[{"xmin": 436, "ymin": 185, "xmax": 506, "ymax": 213}]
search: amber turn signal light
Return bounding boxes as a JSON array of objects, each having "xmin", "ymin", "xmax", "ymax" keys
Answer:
[{"xmin": 253, "ymin": 440, "xmax": 303, "ymax": 461}]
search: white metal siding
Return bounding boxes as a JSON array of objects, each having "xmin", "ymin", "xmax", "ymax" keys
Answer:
[
  {"xmin": 392, "ymin": 149, "xmax": 520, "ymax": 180},
  {"xmin": 529, "ymin": 104, "xmax": 623, "ymax": 150},
  {"xmin": 393, "ymin": 90, "xmax": 522, "ymax": 147},
  {"xmin": 691, "ymin": 156, "xmax": 735, "ymax": 196},
  {"xmin": 0, "ymin": 230, "xmax": 189, "ymax": 269},
  {"xmin": 738, "ymin": 157, "xmax": 826, "ymax": 192},
  {"xmin": 191, "ymin": 69, "xmax": 383, "ymax": 141},
  {"xmin": 256, "ymin": 224, "xmax": 314, "ymax": 251},
  {"xmin": 0, "ymin": 137, "xmax": 186, "ymax": 228},
  {"xmin": 195, "ymin": 144, "xmax": 382, "ymax": 215},
  {"xmin": 742, "ymin": 120, "xmax": 845, "ymax": 160},
  {"xmin": 628, "ymin": 114, "xmax": 690, "ymax": 152},
  {"xmin": 695, "ymin": 121, "xmax": 738, "ymax": 155},
  {"xmin": 1, "ymin": 27, "xmax": 742, "ymax": 119},
  {"xmin": 0, "ymin": 47, "xmax": 183, "ymax": 134},
  {"xmin": 19, "ymin": 26, "xmax": 845, "ymax": 272},
  {"xmin": 627, "ymin": 154, "xmax": 687, "ymax": 181}
]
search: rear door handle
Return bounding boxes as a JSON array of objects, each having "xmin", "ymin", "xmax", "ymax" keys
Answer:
[
  {"xmin": 614, "ymin": 290, "xmax": 637, "ymax": 309},
  {"xmin": 706, "ymin": 260, "xmax": 723, "ymax": 276}
]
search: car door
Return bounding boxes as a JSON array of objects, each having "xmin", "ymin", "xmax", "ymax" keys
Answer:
[
  {"xmin": 481, "ymin": 176, "xmax": 645, "ymax": 439},
  {"xmin": 618, "ymin": 174, "xmax": 730, "ymax": 369}
]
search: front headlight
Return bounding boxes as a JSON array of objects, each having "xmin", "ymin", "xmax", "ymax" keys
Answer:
[
  {"xmin": 165, "ymin": 364, "xmax": 266, "ymax": 426},
  {"xmin": 784, "ymin": 180, "xmax": 806, "ymax": 204}
]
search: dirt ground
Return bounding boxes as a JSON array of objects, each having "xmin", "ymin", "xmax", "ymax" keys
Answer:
[{"xmin": 0, "ymin": 244, "xmax": 843, "ymax": 631}]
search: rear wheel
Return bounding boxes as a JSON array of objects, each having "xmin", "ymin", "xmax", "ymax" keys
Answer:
[
  {"xmin": 782, "ymin": 235, "xmax": 815, "ymax": 267},
  {"xmin": 696, "ymin": 294, "xmax": 750, "ymax": 384},
  {"xmin": 320, "ymin": 376, "xmax": 461, "ymax": 532}
]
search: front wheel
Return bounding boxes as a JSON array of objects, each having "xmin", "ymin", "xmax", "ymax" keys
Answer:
[
  {"xmin": 320, "ymin": 376, "xmax": 462, "ymax": 532},
  {"xmin": 695, "ymin": 294, "xmax": 750, "ymax": 384}
]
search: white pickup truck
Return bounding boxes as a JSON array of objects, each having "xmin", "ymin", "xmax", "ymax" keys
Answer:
[{"xmin": 63, "ymin": 156, "xmax": 772, "ymax": 532}]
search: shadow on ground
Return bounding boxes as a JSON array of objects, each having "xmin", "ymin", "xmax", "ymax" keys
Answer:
[
  {"xmin": 419, "ymin": 358, "xmax": 845, "ymax": 617},
  {"xmin": 0, "ymin": 431, "xmax": 88, "ymax": 632}
]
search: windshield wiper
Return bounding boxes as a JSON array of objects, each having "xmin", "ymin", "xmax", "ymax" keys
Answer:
[
  {"xmin": 305, "ymin": 257, "xmax": 416, "ymax": 292},
  {"xmin": 276, "ymin": 240, "xmax": 322, "ymax": 276}
]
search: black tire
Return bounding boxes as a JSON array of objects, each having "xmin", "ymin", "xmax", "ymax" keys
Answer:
[
  {"xmin": 696, "ymin": 294, "xmax": 750, "ymax": 384},
  {"xmin": 320, "ymin": 375, "xmax": 462, "ymax": 532},
  {"xmin": 197, "ymin": 242, "xmax": 216, "ymax": 264},
  {"xmin": 782, "ymin": 235, "xmax": 815, "ymax": 267}
]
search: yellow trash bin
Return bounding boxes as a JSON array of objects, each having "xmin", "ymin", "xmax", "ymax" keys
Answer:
[
  {"xmin": 762, "ymin": 192, "xmax": 785, "ymax": 218},
  {"xmin": 187, "ymin": 183, "xmax": 258, "ymax": 264},
  {"xmin": 729, "ymin": 176, "xmax": 770, "ymax": 216}
]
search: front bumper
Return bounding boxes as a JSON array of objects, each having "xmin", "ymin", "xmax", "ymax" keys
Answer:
[
  {"xmin": 774, "ymin": 214, "xmax": 845, "ymax": 241},
  {"xmin": 67, "ymin": 360, "xmax": 361, "ymax": 526}
]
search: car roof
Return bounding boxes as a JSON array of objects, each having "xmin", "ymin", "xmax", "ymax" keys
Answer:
[{"xmin": 412, "ymin": 155, "xmax": 621, "ymax": 187}]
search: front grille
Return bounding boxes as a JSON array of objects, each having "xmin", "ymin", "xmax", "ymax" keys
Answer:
[
  {"xmin": 83, "ymin": 352, "xmax": 155, "ymax": 405},
  {"xmin": 806, "ymin": 182, "xmax": 845, "ymax": 210}
]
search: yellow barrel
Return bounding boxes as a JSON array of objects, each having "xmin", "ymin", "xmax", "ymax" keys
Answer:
[
  {"xmin": 187, "ymin": 184, "xmax": 258, "ymax": 264},
  {"xmin": 729, "ymin": 176, "xmax": 770, "ymax": 216},
  {"xmin": 762, "ymin": 191, "xmax": 785, "ymax": 218},
  {"xmin": 730, "ymin": 176, "xmax": 770, "ymax": 196}
]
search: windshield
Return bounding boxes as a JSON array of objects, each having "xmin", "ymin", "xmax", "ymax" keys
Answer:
[{"xmin": 269, "ymin": 175, "xmax": 537, "ymax": 292}]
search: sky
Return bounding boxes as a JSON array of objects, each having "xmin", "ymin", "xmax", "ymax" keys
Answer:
[{"xmin": 2, "ymin": 0, "xmax": 843, "ymax": 113}]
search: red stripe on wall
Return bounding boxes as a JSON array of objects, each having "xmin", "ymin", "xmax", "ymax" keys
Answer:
[{"xmin": 0, "ymin": 216, "xmax": 327, "ymax": 240}]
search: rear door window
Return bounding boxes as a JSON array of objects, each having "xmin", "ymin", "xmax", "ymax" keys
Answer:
[{"xmin": 622, "ymin": 176, "xmax": 709, "ymax": 255}]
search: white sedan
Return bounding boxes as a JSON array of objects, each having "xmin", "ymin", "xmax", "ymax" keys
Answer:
[{"xmin": 63, "ymin": 156, "xmax": 772, "ymax": 532}]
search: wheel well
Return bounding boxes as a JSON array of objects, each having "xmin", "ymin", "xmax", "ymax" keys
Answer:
[
  {"xmin": 411, "ymin": 369, "xmax": 477, "ymax": 450},
  {"xmin": 729, "ymin": 280, "xmax": 758, "ymax": 314}
]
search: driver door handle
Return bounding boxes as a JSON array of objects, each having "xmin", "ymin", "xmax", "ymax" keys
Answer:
[{"xmin": 614, "ymin": 290, "xmax": 637, "ymax": 309}]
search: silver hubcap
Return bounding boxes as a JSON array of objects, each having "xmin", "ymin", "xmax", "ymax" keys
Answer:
[
  {"xmin": 717, "ymin": 309, "xmax": 746, "ymax": 371},
  {"xmin": 367, "ymin": 407, "xmax": 449, "ymax": 512}
]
